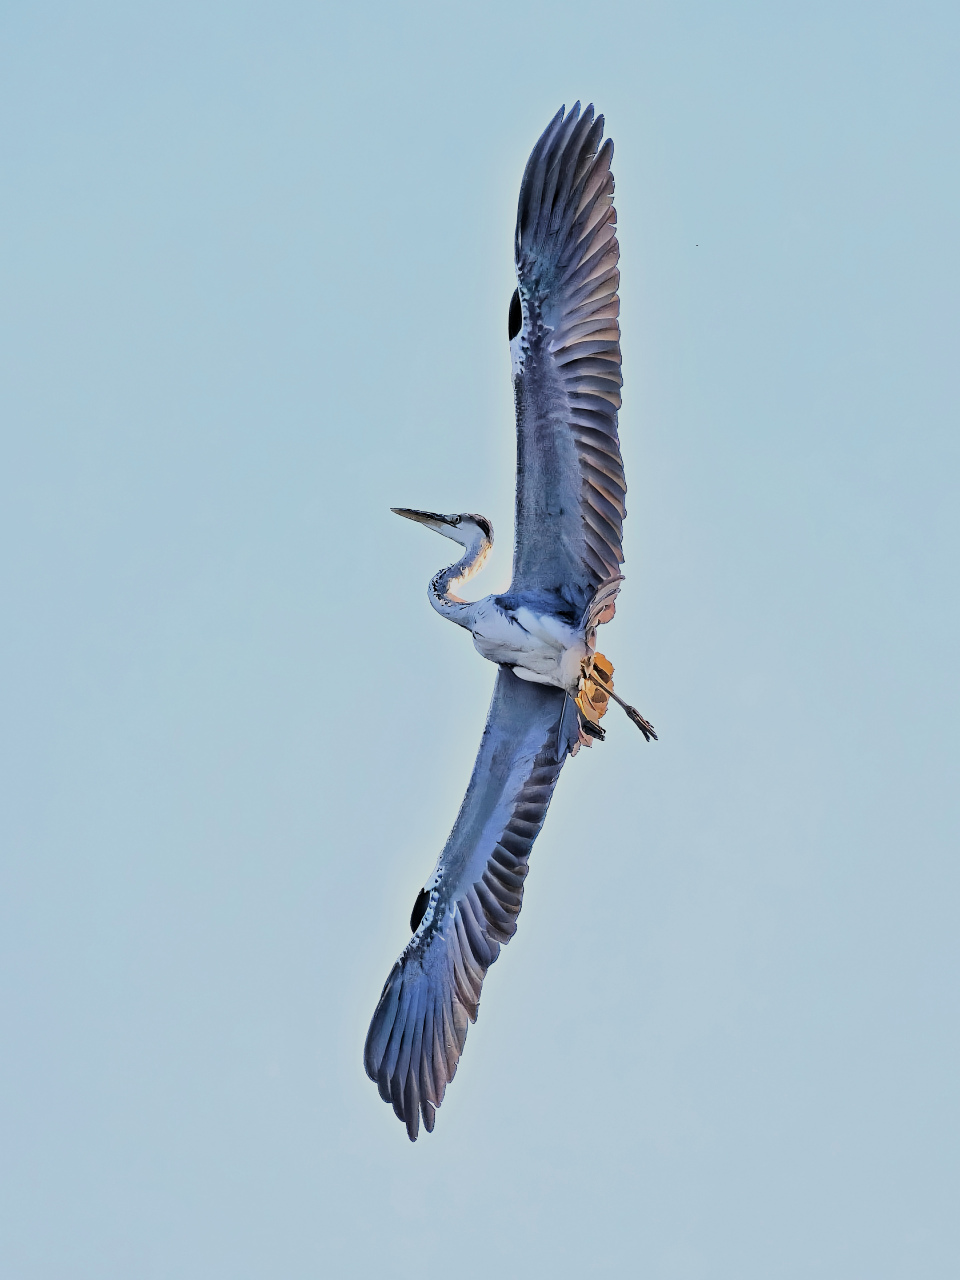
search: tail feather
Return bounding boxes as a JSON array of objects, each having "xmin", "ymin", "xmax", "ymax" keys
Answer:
[{"xmin": 582, "ymin": 574, "xmax": 624, "ymax": 632}]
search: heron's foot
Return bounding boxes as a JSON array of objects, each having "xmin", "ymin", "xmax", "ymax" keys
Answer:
[
  {"xmin": 574, "ymin": 650, "xmax": 657, "ymax": 744},
  {"xmin": 615, "ymin": 699, "xmax": 658, "ymax": 742},
  {"xmin": 576, "ymin": 708, "xmax": 606, "ymax": 747},
  {"xmin": 575, "ymin": 652, "xmax": 613, "ymax": 741},
  {"xmin": 580, "ymin": 652, "xmax": 658, "ymax": 743}
]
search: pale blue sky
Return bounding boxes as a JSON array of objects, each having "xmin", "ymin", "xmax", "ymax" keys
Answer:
[{"xmin": 1, "ymin": 2, "xmax": 958, "ymax": 1277}]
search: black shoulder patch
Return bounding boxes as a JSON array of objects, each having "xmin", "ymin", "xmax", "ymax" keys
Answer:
[
  {"xmin": 410, "ymin": 888, "xmax": 430, "ymax": 932},
  {"xmin": 508, "ymin": 289, "xmax": 522, "ymax": 341}
]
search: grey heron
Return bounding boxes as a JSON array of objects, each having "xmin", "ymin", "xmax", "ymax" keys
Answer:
[{"xmin": 364, "ymin": 104, "xmax": 656, "ymax": 1140}]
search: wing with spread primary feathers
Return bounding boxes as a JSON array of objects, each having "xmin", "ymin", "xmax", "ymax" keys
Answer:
[
  {"xmin": 364, "ymin": 668, "xmax": 579, "ymax": 1140},
  {"xmin": 510, "ymin": 103, "xmax": 626, "ymax": 617}
]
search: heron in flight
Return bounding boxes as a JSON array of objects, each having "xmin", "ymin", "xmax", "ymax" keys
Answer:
[{"xmin": 364, "ymin": 104, "xmax": 656, "ymax": 1140}]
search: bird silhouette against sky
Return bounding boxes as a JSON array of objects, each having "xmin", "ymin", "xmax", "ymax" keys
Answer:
[{"xmin": 364, "ymin": 104, "xmax": 656, "ymax": 1140}]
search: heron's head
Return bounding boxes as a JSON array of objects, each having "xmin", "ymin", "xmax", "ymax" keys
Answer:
[{"xmin": 391, "ymin": 509, "xmax": 493, "ymax": 551}]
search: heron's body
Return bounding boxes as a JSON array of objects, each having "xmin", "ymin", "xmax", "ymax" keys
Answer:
[
  {"xmin": 472, "ymin": 599, "xmax": 589, "ymax": 690},
  {"xmin": 364, "ymin": 104, "xmax": 656, "ymax": 1140},
  {"xmin": 415, "ymin": 514, "xmax": 590, "ymax": 690}
]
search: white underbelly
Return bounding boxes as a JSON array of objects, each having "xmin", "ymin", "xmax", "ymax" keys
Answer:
[
  {"xmin": 509, "ymin": 642, "xmax": 588, "ymax": 691},
  {"xmin": 469, "ymin": 600, "xmax": 587, "ymax": 692}
]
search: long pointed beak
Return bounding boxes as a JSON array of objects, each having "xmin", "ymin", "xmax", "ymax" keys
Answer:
[{"xmin": 391, "ymin": 508, "xmax": 456, "ymax": 528}]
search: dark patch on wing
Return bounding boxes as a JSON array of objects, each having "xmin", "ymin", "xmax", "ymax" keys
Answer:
[
  {"xmin": 508, "ymin": 288, "xmax": 523, "ymax": 340},
  {"xmin": 409, "ymin": 888, "xmax": 430, "ymax": 933}
]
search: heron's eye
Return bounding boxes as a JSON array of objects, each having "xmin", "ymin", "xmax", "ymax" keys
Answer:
[
  {"xmin": 410, "ymin": 888, "xmax": 430, "ymax": 932},
  {"xmin": 508, "ymin": 289, "xmax": 522, "ymax": 340}
]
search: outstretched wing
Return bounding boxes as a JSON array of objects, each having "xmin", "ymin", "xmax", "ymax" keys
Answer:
[
  {"xmin": 510, "ymin": 103, "xmax": 626, "ymax": 617},
  {"xmin": 364, "ymin": 668, "xmax": 579, "ymax": 1140}
]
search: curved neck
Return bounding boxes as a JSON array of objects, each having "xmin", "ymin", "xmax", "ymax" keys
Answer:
[{"xmin": 428, "ymin": 536, "xmax": 491, "ymax": 629}]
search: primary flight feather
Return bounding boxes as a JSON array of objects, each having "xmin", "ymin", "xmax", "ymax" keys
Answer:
[{"xmin": 364, "ymin": 104, "xmax": 656, "ymax": 1140}]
